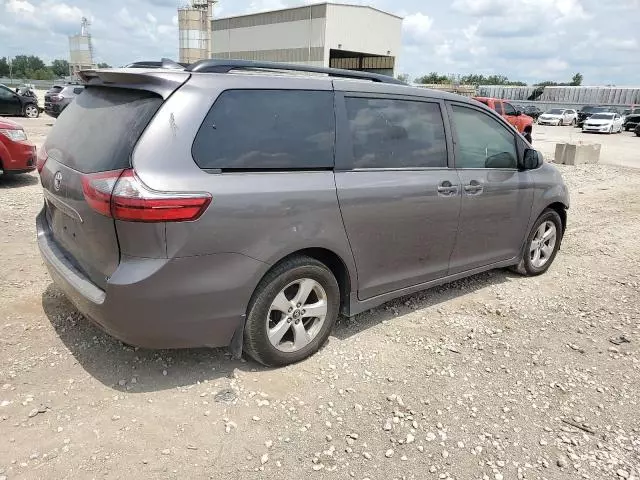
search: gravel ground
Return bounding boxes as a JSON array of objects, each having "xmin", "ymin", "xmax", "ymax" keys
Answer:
[{"xmin": 0, "ymin": 118, "xmax": 639, "ymax": 480}]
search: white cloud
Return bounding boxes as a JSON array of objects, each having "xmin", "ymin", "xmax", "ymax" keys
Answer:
[
  {"xmin": 6, "ymin": 0, "xmax": 35, "ymax": 14},
  {"xmin": 402, "ymin": 12, "xmax": 433, "ymax": 42},
  {"xmin": 451, "ymin": 0, "xmax": 510, "ymax": 16}
]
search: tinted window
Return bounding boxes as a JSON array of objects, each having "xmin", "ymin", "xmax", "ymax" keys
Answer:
[
  {"xmin": 192, "ymin": 90, "xmax": 335, "ymax": 170},
  {"xmin": 451, "ymin": 105, "xmax": 517, "ymax": 169},
  {"xmin": 344, "ymin": 97, "xmax": 447, "ymax": 169},
  {"xmin": 503, "ymin": 103, "xmax": 517, "ymax": 115},
  {"xmin": 73, "ymin": 87, "xmax": 84, "ymax": 95},
  {"xmin": 44, "ymin": 87, "xmax": 162, "ymax": 173},
  {"xmin": 0, "ymin": 86, "xmax": 14, "ymax": 99},
  {"xmin": 493, "ymin": 102, "xmax": 504, "ymax": 115}
]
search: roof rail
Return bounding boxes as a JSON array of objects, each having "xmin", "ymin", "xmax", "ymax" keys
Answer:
[{"xmin": 186, "ymin": 59, "xmax": 405, "ymax": 85}]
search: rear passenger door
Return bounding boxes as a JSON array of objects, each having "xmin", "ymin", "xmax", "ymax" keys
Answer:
[
  {"xmin": 446, "ymin": 102, "xmax": 534, "ymax": 273},
  {"xmin": 334, "ymin": 92, "xmax": 461, "ymax": 300}
]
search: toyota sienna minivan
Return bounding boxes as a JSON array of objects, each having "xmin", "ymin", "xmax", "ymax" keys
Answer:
[{"xmin": 37, "ymin": 60, "xmax": 569, "ymax": 366}]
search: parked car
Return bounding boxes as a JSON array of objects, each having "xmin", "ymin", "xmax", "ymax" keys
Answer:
[
  {"xmin": 577, "ymin": 106, "xmax": 618, "ymax": 127},
  {"xmin": 0, "ymin": 117, "xmax": 37, "ymax": 175},
  {"xmin": 523, "ymin": 105, "xmax": 543, "ymax": 122},
  {"xmin": 45, "ymin": 84, "xmax": 85, "ymax": 118},
  {"xmin": 0, "ymin": 84, "xmax": 40, "ymax": 118},
  {"xmin": 36, "ymin": 60, "xmax": 569, "ymax": 367},
  {"xmin": 537, "ymin": 108, "xmax": 578, "ymax": 126},
  {"xmin": 582, "ymin": 112, "xmax": 624, "ymax": 133},
  {"xmin": 472, "ymin": 96, "xmax": 534, "ymax": 133},
  {"xmin": 623, "ymin": 108, "xmax": 640, "ymax": 131}
]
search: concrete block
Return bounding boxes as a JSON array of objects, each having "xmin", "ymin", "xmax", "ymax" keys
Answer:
[{"xmin": 554, "ymin": 142, "xmax": 601, "ymax": 165}]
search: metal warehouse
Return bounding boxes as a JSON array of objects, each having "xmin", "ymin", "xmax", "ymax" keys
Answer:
[{"xmin": 209, "ymin": 3, "xmax": 403, "ymax": 77}]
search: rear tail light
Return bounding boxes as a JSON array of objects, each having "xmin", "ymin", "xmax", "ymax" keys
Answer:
[
  {"xmin": 36, "ymin": 148, "xmax": 48, "ymax": 173},
  {"xmin": 81, "ymin": 169, "xmax": 211, "ymax": 222},
  {"xmin": 50, "ymin": 94, "xmax": 63, "ymax": 102}
]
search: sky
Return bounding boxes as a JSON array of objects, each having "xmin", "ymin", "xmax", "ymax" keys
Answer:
[{"xmin": 0, "ymin": 0, "xmax": 639, "ymax": 85}]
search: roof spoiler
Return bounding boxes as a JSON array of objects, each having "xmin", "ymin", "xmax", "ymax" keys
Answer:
[{"xmin": 77, "ymin": 69, "xmax": 191, "ymax": 99}]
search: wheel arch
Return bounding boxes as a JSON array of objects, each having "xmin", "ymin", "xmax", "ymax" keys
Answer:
[
  {"xmin": 261, "ymin": 247, "xmax": 353, "ymax": 314},
  {"xmin": 546, "ymin": 202, "xmax": 567, "ymax": 233}
]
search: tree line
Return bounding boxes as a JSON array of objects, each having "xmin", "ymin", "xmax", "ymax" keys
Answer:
[
  {"xmin": 399, "ymin": 72, "xmax": 583, "ymax": 87},
  {"xmin": 0, "ymin": 55, "xmax": 110, "ymax": 80}
]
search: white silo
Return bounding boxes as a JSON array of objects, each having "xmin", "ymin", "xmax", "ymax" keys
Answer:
[{"xmin": 178, "ymin": 0, "xmax": 216, "ymax": 64}]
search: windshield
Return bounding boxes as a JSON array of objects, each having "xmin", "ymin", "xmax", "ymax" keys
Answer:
[
  {"xmin": 547, "ymin": 109, "xmax": 564, "ymax": 115},
  {"xmin": 590, "ymin": 113, "xmax": 615, "ymax": 120}
]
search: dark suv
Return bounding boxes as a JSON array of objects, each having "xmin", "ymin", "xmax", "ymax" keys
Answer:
[
  {"xmin": 577, "ymin": 105, "xmax": 618, "ymax": 127},
  {"xmin": 44, "ymin": 84, "xmax": 85, "ymax": 118},
  {"xmin": 36, "ymin": 60, "xmax": 569, "ymax": 366}
]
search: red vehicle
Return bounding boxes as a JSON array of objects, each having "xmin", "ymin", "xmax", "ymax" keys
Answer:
[
  {"xmin": 0, "ymin": 117, "xmax": 37, "ymax": 175},
  {"xmin": 473, "ymin": 97, "xmax": 534, "ymax": 134}
]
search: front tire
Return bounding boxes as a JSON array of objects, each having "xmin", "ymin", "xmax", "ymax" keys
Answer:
[
  {"xmin": 243, "ymin": 256, "xmax": 340, "ymax": 367},
  {"xmin": 512, "ymin": 209, "xmax": 563, "ymax": 276},
  {"xmin": 571, "ymin": 118, "xmax": 576, "ymax": 126},
  {"xmin": 23, "ymin": 104, "xmax": 39, "ymax": 118}
]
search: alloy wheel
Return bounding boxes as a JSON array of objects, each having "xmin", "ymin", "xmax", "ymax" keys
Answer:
[
  {"xmin": 25, "ymin": 105, "xmax": 38, "ymax": 118},
  {"xmin": 266, "ymin": 278, "xmax": 328, "ymax": 353},
  {"xmin": 529, "ymin": 221, "xmax": 557, "ymax": 268}
]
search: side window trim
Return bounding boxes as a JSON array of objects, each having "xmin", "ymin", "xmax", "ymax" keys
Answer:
[
  {"xmin": 334, "ymin": 93, "xmax": 451, "ymax": 172},
  {"xmin": 445, "ymin": 101, "xmax": 520, "ymax": 170}
]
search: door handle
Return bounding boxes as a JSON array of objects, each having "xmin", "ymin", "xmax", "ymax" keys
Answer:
[
  {"xmin": 463, "ymin": 180, "xmax": 483, "ymax": 195},
  {"xmin": 437, "ymin": 181, "xmax": 459, "ymax": 197}
]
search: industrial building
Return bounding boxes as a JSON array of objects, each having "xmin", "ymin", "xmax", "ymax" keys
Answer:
[
  {"xmin": 178, "ymin": 2, "xmax": 402, "ymax": 77},
  {"xmin": 476, "ymin": 85, "xmax": 640, "ymax": 110}
]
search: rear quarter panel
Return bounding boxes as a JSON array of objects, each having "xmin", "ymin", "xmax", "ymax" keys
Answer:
[{"xmin": 130, "ymin": 73, "xmax": 357, "ymax": 292}]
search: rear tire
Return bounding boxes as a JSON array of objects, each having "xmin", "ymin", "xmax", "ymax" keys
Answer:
[
  {"xmin": 511, "ymin": 209, "xmax": 563, "ymax": 277},
  {"xmin": 571, "ymin": 118, "xmax": 576, "ymax": 126},
  {"xmin": 243, "ymin": 256, "xmax": 340, "ymax": 367}
]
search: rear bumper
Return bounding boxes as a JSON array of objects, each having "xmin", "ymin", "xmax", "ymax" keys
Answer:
[
  {"xmin": 44, "ymin": 103, "xmax": 62, "ymax": 116},
  {"xmin": 1, "ymin": 141, "xmax": 36, "ymax": 173},
  {"xmin": 37, "ymin": 210, "xmax": 267, "ymax": 349}
]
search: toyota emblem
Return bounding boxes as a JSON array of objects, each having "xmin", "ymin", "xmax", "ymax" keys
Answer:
[{"xmin": 53, "ymin": 171, "xmax": 62, "ymax": 191}]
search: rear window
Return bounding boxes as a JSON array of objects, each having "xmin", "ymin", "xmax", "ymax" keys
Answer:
[
  {"xmin": 192, "ymin": 89, "xmax": 335, "ymax": 171},
  {"xmin": 345, "ymin": 97, "xmax": 447, "ymax": 169},
  {"xmin": 44, "ymin": 87, "xmax": 162, "ymax": 173},
  {"xmin": 49, "ymin": 86, "xmax": 63, "ymax": 93}
]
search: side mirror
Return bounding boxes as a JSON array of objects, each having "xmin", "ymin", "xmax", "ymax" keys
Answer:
[
  {"xmin": 515, "ymin": 110, "xmax": 522, "ymax": 116},
  {"xmin": 523, "ymin": 148, "xmax": 543, "ymax": 170}
]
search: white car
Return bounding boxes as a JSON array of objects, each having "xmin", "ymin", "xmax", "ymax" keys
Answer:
[
  {"xmin": 537, "ymin": 108, "xmax": 578, "ymax": 126},
  {"xmin": 582, "ymin": 113, "xmax": 624, "ymax": 134}
]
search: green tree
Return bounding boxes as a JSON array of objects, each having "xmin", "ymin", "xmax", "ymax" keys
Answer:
[
  {"xmin": 396, "ymin": 73, "xmax": 409, "ymax": 83},
  {"xmin": 10, "ymin": 55, "xmax": 47, "ymax": 77},
  {"xmin": 416, "ymin": 72, "xmax": 450, "ymax": 84},
  {"xmin": 97, "ymin": 62, "xmax": 111, "ymax": 68},
  {"xmin": 570, "ymin": 72, "xmax": 583, "ymax": 86},
  {"xmin": 51, "ymin": 59, "xmax": 70, "ymax": 77},
  {"xmin": 0, "ymin": 57, "xmax": 9, "ymax": 77}
]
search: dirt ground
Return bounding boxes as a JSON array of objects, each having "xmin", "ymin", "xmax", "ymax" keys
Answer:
[{"xmin": 0, "ymin": 117, "xmax": 639, "ymax": 480}]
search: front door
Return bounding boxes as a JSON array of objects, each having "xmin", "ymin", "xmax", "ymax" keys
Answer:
[
  {"xmin": 0, "ymin": 86, "xmax": 21, "ymax": 115},
  {"xmin": 335, "ymin": 94, "xmax": 461, "ymax": 300},
  {"xmin": 447, "ymin": 102, "xmax": 534, "ymax": 273}
]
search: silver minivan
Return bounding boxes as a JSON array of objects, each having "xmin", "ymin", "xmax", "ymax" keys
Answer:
[{"xmin": 36, "ymin": 60, "xmax": 569, "ymax": 366}]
